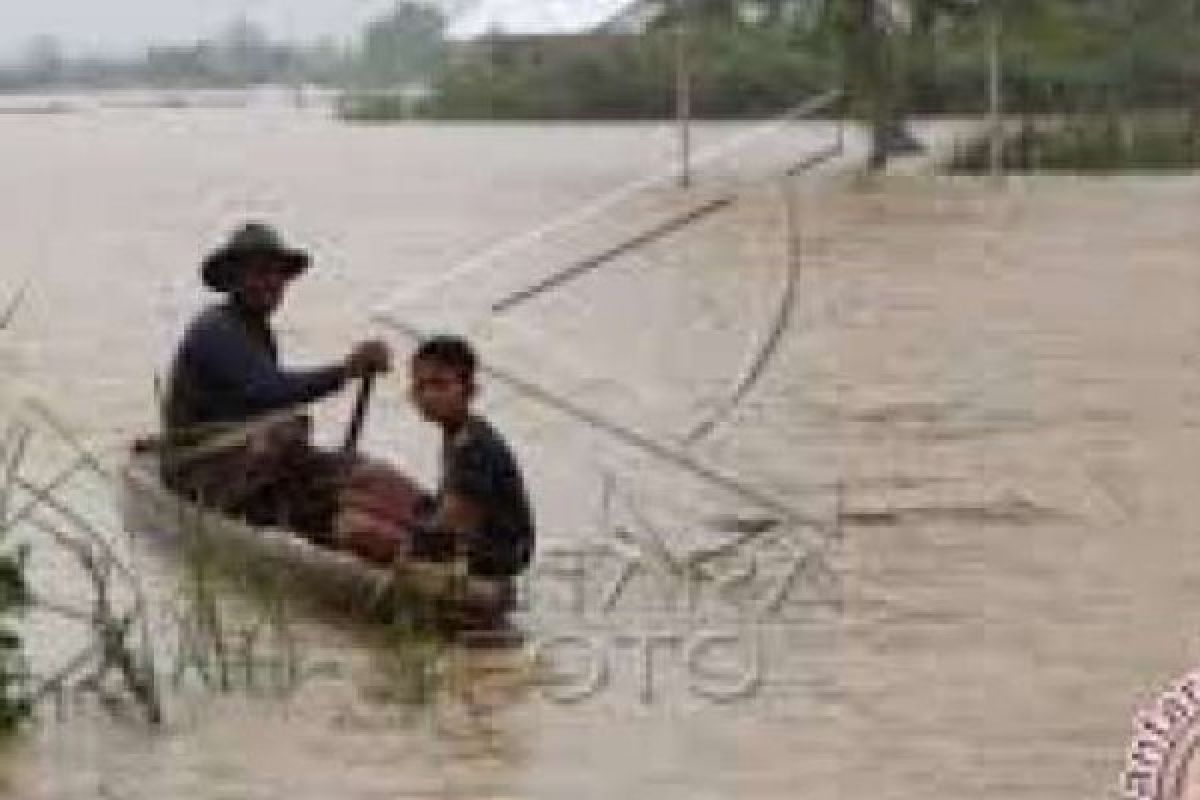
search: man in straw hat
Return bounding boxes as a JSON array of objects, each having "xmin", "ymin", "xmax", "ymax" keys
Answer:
[{"xmin": 161, "ymin": 221, "xmax": 398, "ymax": 544}]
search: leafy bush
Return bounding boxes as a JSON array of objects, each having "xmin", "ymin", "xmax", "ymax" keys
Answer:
[
  {"xmin": 0, "ymin": 538, "xmax": 30, "ymax": 733},
  {"xmin": 949, "ymin": 111, "xmax": 1200, "ymax": 173}
]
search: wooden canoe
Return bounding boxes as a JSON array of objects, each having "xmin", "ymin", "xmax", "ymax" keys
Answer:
[{"xmin": 118, "ymin": 443, "xmax": 515, "ymax": 631}]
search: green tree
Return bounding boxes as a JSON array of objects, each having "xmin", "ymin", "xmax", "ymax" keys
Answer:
[
  {"xmin": 22, "ymin": 35, "xmax": 65, "ymax": 86},
  {"xmin": 216, "ymin": 17, "xmax": 276, "ymax": 85},
  {"xmin": 356, "ymin": 2, "xmax": 447, "ymax": 87}
]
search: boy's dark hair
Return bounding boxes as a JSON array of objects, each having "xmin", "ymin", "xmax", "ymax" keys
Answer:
[{"xmin": 413, "ymin": 334, "xmax": 477, "ymax": 379}]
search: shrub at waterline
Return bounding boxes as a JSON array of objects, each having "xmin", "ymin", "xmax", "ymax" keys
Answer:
[
  {"xmin": 949, "ymin": 111, "xmax": 1200, "ymax": 173},
  {"xmin": 0, "ymin": 534, "xmax": 30, "ymax": 733}
]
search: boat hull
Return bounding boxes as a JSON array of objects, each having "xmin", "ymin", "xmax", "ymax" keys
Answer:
[{"xmin": 119, "ymin": 447, "xmax": 513, "ymax": 629}]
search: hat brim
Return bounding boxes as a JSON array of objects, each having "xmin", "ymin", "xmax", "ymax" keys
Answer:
[{"xmin": 201, "ymin": 247, "xmax": 310, "ymax": 293}]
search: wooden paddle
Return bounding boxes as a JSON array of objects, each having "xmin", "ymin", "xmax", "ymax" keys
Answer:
[{"xmin": 341, "ymin": 374, "xmax": 376, "ymax": 456}]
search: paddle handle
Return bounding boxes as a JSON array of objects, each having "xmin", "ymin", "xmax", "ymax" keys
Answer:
[{"xmin": 342, "ymin": 374, "xmax": 376, "ymax": 456}]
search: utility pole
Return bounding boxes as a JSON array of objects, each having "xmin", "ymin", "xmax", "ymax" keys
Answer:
[
  {"xmin": 987, "ymin": 0, "xmax": 1004, "ymax": 179},
  {"xmin": 675, "ymin": 1, "xmax": 693, "ymax": 188}
]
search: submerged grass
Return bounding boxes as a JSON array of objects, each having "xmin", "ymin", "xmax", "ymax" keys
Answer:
[
  {"xmin": 0, "ymin": 388, "xmax": 164, "ymax": 727},
  {"xmin": 158, "ymin": 483, "xmax": 460, "ymax": 708},
  {"xmin": 167, "ymin": 496, "xmax": 313, "ymax": 697}
]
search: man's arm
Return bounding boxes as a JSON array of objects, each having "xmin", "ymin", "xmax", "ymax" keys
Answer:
[{"xmin": 191, "ymin": 314, "xmax": 348, "ymax": 415}]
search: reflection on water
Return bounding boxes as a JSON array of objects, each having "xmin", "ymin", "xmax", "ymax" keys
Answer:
[{"xmin": 0, "ymin": 101, "xmax": 1196, "ymax": 799}]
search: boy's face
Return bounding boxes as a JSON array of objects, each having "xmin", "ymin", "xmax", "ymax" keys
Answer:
[{"xmin": 410, "ymin": 358, "xmax": 473, "ymax": 426}]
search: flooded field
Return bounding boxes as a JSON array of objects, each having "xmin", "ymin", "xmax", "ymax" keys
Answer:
[{"xmin": 0, "ymin": 102, "xmax": 1195, "ymax": 799}]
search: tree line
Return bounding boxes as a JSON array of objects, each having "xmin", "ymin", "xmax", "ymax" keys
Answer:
[
  {"xmin": 424, "ymin": 0, "xmax": 1200, "ymax": 117},
  {"xmin": 4, "ymin": 1, "xmax": 1200, "ymax": 125},
  {"xmin": 0, "ymin": 5, "xmax": 447, "ymax": 92}
]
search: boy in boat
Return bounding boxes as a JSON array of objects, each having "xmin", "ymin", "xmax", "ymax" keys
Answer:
[
  {"xmin": 161, "ymin": 221, "xmax": 390, "ymax": 541},
  {"xmin": 336, "ymin": 335, "xmax": 535, "ymax": 596}
]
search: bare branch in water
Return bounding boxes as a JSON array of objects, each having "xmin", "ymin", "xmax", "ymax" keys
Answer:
[
  {"xmin": 26, "ymin": 512, "xmax": 162, "ymax": 725},
  {"xmin": 0, "ymin": 282, "xmax": 29, "ymax": 332},
  {"xmin": 0, "ymin": 405, "xmax": 164, "ymax": 726}
]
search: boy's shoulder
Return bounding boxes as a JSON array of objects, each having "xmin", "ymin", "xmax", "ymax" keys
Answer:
[
  {"xmin": 448, "ymin": 415, "xmax": 525, "ymax": 478},
  {"xmin": 456, "ymin": 415, "xmax": 514, "ymax": 458},
  {"xmin": 442, "ymin": 415, "xmax": 527, "ymax": 501}
]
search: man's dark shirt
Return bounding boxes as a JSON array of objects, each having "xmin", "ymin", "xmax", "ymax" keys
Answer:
[
  {"xmin": 439, "ymin": 415, "xmax": 535, "ymax": 577},
  {"xmin": 164, "ymin": 301, "xmax": 348, "ymax": 446}
]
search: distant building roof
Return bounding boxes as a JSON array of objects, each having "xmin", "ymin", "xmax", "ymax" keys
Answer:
[{"xmin": 447, "ymin": 0, "xmax": 658, "ymax": 41}]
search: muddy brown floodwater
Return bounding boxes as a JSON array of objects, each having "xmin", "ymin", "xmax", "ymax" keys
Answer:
[{"xmin": 0, "ymin": 99, "xmax": 1195, "ymax": 799}]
